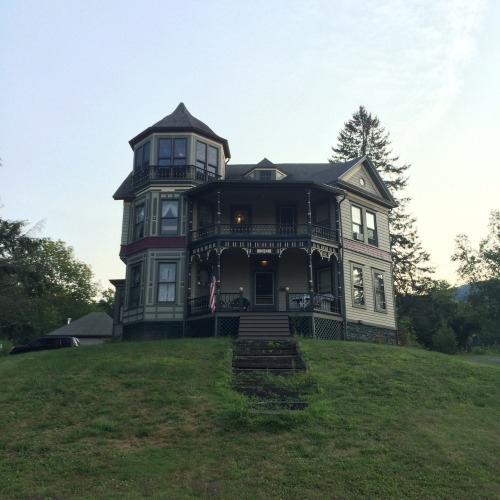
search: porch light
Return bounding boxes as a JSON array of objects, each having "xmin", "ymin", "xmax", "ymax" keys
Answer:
[
  {"xmin": 239, "ymin": 287, "xmax": 243, "ymax": 292},
  {"xmin": 235, "ymin": 213, "xmax": 245, "ymax": 224},
  {"xmin": 260, "ymin": 259, "xmax": 269, "ymax": 267}
]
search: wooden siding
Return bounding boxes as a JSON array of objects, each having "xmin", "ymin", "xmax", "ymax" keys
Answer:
[
  {"xmin": 343, "ymin": 248, "xmax": 396, "ymax": 329},
  {"xmin": 121, "ymin": 202, "xmax": 131, "ymax": 246},
  {"xmin": 278, "ymin": 250, "xmax": 309, "ymax": 310},
  {"xmin": 342, "ymin": 163, "xmax": 379, "ymax": 196},
  {"xmin": 220, "ymin": 250, "xmax": 250, "ymax": 293}
]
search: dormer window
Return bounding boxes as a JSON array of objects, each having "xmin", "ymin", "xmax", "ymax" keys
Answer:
[
  {"xmin": 158, "ymin": 138, "xmax": 187, "ymax": 167},
  {"xmin": 134, "ymin": 141, "xmax": 150, "ymax": 174},
  {"xmin": 244, "ymin": 167, "xmax": 286, "ymax": 180}
]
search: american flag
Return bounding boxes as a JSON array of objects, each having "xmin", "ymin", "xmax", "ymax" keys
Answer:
[{"xmin": 209, "ymin": 273, "xmax": 216, "ymax": 313}]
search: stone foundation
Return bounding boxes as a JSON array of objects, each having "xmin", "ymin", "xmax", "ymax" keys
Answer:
[
  {"xmin": 346, "ymin": 322, "xmax": 397, "ymax": 345},
  {"xmin": 123, "ymin": 321, "xmax": 183, "ymax": 341}
]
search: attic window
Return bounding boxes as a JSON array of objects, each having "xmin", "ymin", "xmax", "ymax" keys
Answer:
[{"xmin": 259, "ymin": 170, "xmax": 274, "ymax": 181}]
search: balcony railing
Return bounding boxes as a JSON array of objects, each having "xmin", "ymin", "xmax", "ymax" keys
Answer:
[
  {"xmin": 132, "ymin": 164, "xmax": 221, "ymax": 188},
  {"xmin": 191, "ymin": 224, "xmax": 338, "ymax": 243}
]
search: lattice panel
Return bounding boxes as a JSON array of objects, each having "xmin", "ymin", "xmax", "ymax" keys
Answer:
[
  {"xmin": 186, "ymin": 317, "xmax": 215, "ymax": 338},
  {"xmin": 314, "ymin": 317, "xmax": 344, "ymax": 340},
  {"xmin": 289, "ymin": 316, "xmax": 313, "ymax": 338},
  {"xmin": 219, "ymin": 317, "xmax": 240, "ymax": 338}
]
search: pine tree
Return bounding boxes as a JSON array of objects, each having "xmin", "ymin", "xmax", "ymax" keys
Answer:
[{"xmin": 330, "ymin": 106, "xmax": 434, "ymax": 297}]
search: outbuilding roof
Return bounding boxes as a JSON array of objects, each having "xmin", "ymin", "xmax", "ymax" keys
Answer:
[{"xmin": 46, "ymin": 312, "xmax": 113, "ymax": 339}]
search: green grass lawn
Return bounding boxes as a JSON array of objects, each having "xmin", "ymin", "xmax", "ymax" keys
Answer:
[{"xmin": 0, "ymin": 338, "xmax": 499, "ymax": 499}]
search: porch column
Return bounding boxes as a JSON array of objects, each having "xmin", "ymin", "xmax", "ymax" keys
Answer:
[
  {"xmin": 215, "ymin": 189, "xmax": 222, "ymax": 336},
  {"xmin": 307, "ymin": 190, "xmax": 313, "ymax": 293},
  {"xmin": 216, "ymin": 190, "xmax": 221, "ymax": 235}
]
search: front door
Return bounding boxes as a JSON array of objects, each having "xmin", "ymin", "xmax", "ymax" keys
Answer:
[{"xmin": 254, "ymin": 271, "xmax": 275, "ymax": 311}]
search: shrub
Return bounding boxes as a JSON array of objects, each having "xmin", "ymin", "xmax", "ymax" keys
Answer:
[
  {"xmin": 0, "ymin": 339, "xmax": 14, "ymax": 356},
  {"xmin": 432, "ymin": 322, "xmax": 457, "ymax": 354}
]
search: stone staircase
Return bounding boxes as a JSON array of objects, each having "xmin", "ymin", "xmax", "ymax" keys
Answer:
[
  {"xmin": 238, "ymin": 313, "xmax": 290, "ymax": 340},
  {"xmin": 231, "ymin": 339, "xmax": 311, "ymax": 413}
]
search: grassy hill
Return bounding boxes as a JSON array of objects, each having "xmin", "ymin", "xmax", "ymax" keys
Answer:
[{"xmin": 1, "ymin": 338, "xmax": 499, "ymax": 499}]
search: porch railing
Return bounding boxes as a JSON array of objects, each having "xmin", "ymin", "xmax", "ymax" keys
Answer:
[
  {"xmin": 190, "ymin": 224, "xmax": 337, "ymax": 242},
  {"xmin": 187, "ymin": 292, "xmax": 249, "ymax": 316},
  {"xmin": 287, "ymin": 292, "xmax": 341, "ymax": 314},
  {"xmin": 132, "ymin": 164, "xmax": 221, "ymax": 188},
  {"xmin": 187, "ymin": 292, "xmax": 340, "ymax": 316}
]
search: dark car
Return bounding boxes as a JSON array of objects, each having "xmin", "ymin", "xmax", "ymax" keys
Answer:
[{"xmin": 9, "ymin": 336, "xmax": 80, "ymax": 355}]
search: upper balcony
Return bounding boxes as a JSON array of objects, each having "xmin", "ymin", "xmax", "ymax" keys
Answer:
[
  {"xmin": 132, "ymin": 164, "xmax": 221, "ymax": 190},
  {"xmin": 189, "ymin": 223, "xmax": 339, "ymax": 253}
]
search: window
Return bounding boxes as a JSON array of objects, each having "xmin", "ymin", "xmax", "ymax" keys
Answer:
[
  {"xmin": 352, "ymin": 266, "xmax": 365, "ymax": 307},
  {"xmin": 134, "ymin": 141, "xmax": 150, "ymax": 174},
  {"xmin": 196, "ymin": 141, "xmax": 218, "ymax": 177},
  {"xmin": 373, "ymin": 271, "xmax": 387, "ymax": 311},
  {"xmin": 277, "ymin": 205, "xmax": 295, "ymax": 234},
  {"xmin": 352, "ymin": 206, "xmax": 363, "ymax": 240},
  {"xmin": 351, "ymin": 205, "xmax": 378, "ymax": 246},
  {"xmin": 129, "ymin": 264, "xmax": 142, "ymax": 308},
  {"xmin": 134, "ymin": 204, "xmax": 145, "ymax": 240},
  {"xmin": 160, "ymin": 200, "xmax": 178, "ymax": 235},
  {"xmin": 259, "ymin": 170, "xmax": 273, "ymax": 181},
  {"xmin": 231, "ymin": 206, "xmax": 250, "ymax": 226},
  {"xmin": 314, "ymin": 202, "xmax": 330, "ymax": 227},
  {"xmin": 199, "ymin": 203, "xmax": 213, "ymax": 228},
  {"xmin": 317, "ymin": 268, "xmax": 331, "ymax": 294},
  {"xmin": 158, "ymin": 263, "xmax": 176, "ymax": 302},
  {"xmin": 158, "ymin": 138, "xmax": 187, "ymax": 166},
  {"xmin": 366, "ymin": 211, "xmax": 378, "ymax": 246}
]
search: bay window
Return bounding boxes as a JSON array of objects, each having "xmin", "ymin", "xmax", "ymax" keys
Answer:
[
  {"xmin": 134, "ymin": 141, "xmax": 150, "ymax": 174},
  {"xmin": 196, "ymin": 141, "xmax": 218, "ymax": 176},
  {"xmin": 134, "ymin": 204, "xmax": 145, "ymax": 240},
  {"xmin": 158, "ymin": 138, "xmax": 187, "ymax": 166},
  {"xmin": 160, "ymin": 200, "xmax": 179, "ymax": 235},
  {"xmin": 158, "ymin": 263, "xmax": 176, "ymax": 302},
  {"xmin": 129, "ymin": 264, "xmax": 142, "ymax": 308}
]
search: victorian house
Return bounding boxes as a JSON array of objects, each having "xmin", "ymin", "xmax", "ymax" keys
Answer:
[{"xmin": 112, "ymin": 103, "xmax": 398, "ymax": 343}]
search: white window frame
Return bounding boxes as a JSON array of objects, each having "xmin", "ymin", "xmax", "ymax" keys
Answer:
[
  {"xmin": 351, "ymin": 264, "xmax": 365, "ymax": 308},
  {"xmin": 372, "ymin": 269, "xmax": 387, "ymax": 312},
  {"xmin": 160, "ymin": 200, "xmax": 179, "ymax": 235},
  {"xmin": 351, "ymin": 204, "xmax": 378, "ymax": 246},
  {"xmin": 157, "ymin": 263, "xmax": 177, "ymax": 303}
]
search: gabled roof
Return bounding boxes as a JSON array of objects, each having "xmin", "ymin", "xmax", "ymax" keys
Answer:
[
  {"xmin": 224, "ymin": 156, "xmax": 396, "ymax": 207},
  {"xmin": 46, "ymin": 312, "xmax": 113, "ymax": 338},
  {"xmin": 129, "ymin": 103, "xmax": 230, "ymax": 158}
]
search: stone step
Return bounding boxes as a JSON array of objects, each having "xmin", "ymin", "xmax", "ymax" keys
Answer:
[{"xmin": 232, "ymin": 357, "xmax": 306, "ymax": 370}]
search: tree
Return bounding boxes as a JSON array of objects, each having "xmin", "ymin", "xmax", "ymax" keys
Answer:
[
  {"xmin": 452, "ymin": 209, "xmax": 500, "ymax": 345},
  {"xmin": 0, "ymin": 217, "xmax": 100, "ymax": 341},
  {"xmin": 330, "ymin": 106, "xmax": 434, "ymax": 297}
]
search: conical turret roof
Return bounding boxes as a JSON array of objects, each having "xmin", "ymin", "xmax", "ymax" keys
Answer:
[{"xmin": 129, "ymin": 103, "xmax": 230, "ymax": 158}]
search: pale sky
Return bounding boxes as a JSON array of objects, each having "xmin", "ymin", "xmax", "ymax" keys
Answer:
[{"xmin": 1, "ymin": 0, "xmax": 498, "ymax": 291}]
